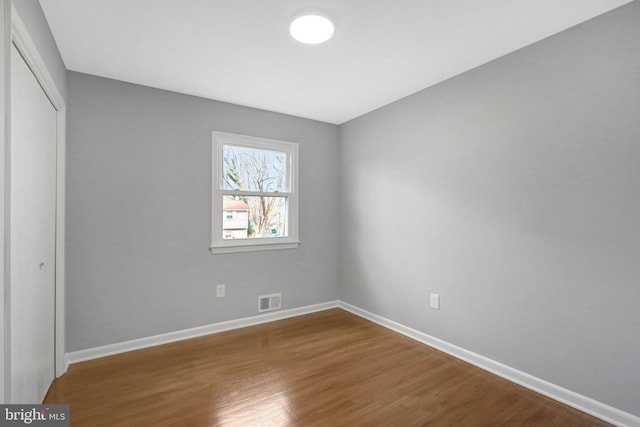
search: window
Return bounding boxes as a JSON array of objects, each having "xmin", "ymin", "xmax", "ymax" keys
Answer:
[{"xmin": 211, "ymin": 131, "xmax": 299, "ymax": 254}]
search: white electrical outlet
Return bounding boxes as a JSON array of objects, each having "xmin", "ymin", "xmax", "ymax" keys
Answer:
[
  {"xmin": 430, "ymin": 293, "xmax": 440, "ymax": 310},
  {"xmin": 216, "ymin": 284, "xmax": 226, "ymax": 298}
]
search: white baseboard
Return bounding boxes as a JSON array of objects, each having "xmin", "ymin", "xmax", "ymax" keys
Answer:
[
  {"xmin": 61, "ymin": 355, "xmax": 69, "ymax": 377},
  {"xmin": 338, "ymin": 301, "xmax": 640, "ymax": 427},
  {"xmin": 65, "ymin": 299, "xmax": 638, "ymax": 427},
  {"xmin": 66, "ymin": 300, "xmax": 339, "ymax": 365}
]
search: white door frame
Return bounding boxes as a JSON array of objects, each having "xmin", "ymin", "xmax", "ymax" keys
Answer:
[
  {"xmin": 0, "ymin": 0, "xmax": 10, "ymax": 405},
  {"xmin": 2, "ymin": 3, "xmax": 66, "ymax": 402}
]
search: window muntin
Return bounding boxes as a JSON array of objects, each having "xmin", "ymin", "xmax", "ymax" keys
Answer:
[{"xmin": 211, "ymin": 132, "xmax": 299, "ymax": 254}]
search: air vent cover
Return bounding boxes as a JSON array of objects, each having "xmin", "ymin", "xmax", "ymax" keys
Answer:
[{"xmin": 258, "ymin": 293, "xmax": 282, "ymax": 313}]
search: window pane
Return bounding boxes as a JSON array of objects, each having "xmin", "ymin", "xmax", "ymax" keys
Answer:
[
  {"xmin": 222, "ymin": 196, "xmax": 287, "ymax": 239},
  {"xmin": 222, "ymin": 145, "xmax": 288, "ymax": 192}
]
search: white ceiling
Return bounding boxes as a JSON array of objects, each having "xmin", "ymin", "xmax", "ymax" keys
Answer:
[{"xmin": 39, "ymin": 0, "xmax": 632, "ymax": 124}]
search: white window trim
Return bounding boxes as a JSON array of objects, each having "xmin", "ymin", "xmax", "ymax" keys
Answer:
[{"xmin": 211, "ymin": 131, "xmax": 300, "ymax": 254}]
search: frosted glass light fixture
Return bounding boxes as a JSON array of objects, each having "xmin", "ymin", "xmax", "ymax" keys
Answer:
[{"xmin": 289, "ymin": 14, "xmax": 334, "ymax": 44}]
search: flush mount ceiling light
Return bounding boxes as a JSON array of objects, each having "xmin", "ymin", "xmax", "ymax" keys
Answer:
[{"xmin": 289, "ymin": 14, "xmax": 335, "ymax": 44}]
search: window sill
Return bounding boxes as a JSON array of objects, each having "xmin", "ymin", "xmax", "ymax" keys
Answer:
[{"xmin": 210, "ymin": 241, "xmax": 301, "ymax": 255}]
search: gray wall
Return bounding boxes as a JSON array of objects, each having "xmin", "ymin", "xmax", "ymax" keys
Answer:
[
  {"xmin": 339, "ymin": 2, "xmax": 640, "ymax": 417},
  {"xmin": 66, "ymin": 72, "xmax": 340, "ymax": 351}
]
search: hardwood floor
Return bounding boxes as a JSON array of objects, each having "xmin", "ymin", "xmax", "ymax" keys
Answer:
[{"xmin": 45, "ymin": 309, "xmax": 609, "ymax": 426}]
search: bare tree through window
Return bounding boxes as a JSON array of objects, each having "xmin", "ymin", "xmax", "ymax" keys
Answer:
[{"xmin": 222, "ymin": 145, "xmax": 288, "ymax": 238}]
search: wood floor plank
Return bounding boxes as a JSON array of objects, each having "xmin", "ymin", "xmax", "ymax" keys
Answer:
[{"xmin": 45, "ymin": 308, "xmax": 610, "ymax": 426}]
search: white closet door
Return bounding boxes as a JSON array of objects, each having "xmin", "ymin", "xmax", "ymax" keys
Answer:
[{"xmin": 10, "ymin": 43, "xmax": 57, "ymax": 403}]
